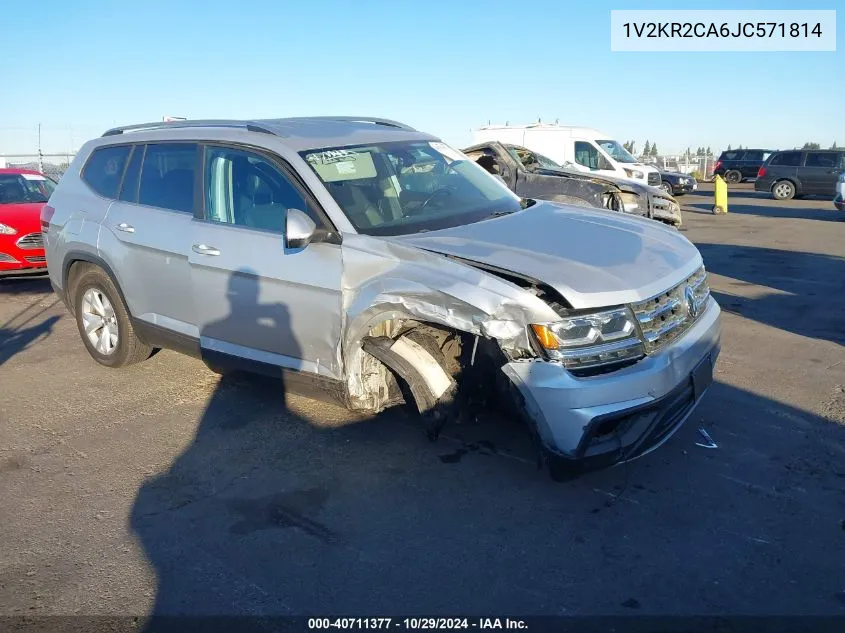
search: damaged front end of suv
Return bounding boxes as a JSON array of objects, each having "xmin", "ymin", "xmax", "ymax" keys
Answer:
[{"xmin": 291, "ymin": 134, "xmax": 719, "ymax": 479}]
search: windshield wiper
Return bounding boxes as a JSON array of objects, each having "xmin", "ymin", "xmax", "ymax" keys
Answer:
[{"xmin": 486, "ymin": 210, "xmax": 516, "ymax": 219}]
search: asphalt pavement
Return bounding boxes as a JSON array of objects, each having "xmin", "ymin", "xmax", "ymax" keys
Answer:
[{"xmin": 1, "ymin": 183, "xmax": 844, "ymax": 618}]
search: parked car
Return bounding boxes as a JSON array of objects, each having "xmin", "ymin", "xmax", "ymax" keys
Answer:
[
  {"xmin": 45, "ymin": 117, "xmax": 720, "ymax": 478},
  {"xmin": 0, "ymin": 168, "xmax": 55, "ymax": 272},
  {"xmin": 713, "ymin": 149, "xmax": 775, "ymax": 183},
  {"xmin": 755, "ymin": 149, "xmax": 845, "ymax": 200},
  {"xmin": 461, "ymin": 141, "xmax": 682, "ymax": 226},
  {"xmin": 834, "ymin": 172, "xmax": 845, "ymax": 211},
  {"xmin": 473, "ymin": 124, "xmax": 663, "ymax": 187},
  {"xmin": 655, "ymin": 168, "xmax": 697, "ymax": 196}
]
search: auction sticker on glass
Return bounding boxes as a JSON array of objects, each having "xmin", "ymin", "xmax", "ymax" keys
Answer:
[{"xmin": 611, "ymin": 10, "xmax": 836, "ymax": 52}]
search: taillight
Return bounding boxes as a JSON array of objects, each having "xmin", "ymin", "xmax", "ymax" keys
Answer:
[
  {"xmin": 757, "ymin": 167, "xmax": 767, "ymax": 178},
  {"xmin": 40, "ymin": 204, "xmax": 55, "ymax": 232},
  {"xmin": 714, "ymin": 160, "xmax": 722, "ymax": 171}
]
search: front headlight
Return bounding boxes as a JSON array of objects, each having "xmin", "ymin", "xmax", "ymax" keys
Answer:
[
  {"xmin": 0, "ymin": 223, "xmax": 18, "ymax": 235},
  {"xmin": 618, "ymin": 191, "xmax": 640, "ymax": 214},
  {"xmin": 624, "ymin": 168, "xmax": 644, "ymax": 179},
  {"xmin": 530, "ymin": 307, "xmax": 645, "ymax": 370}
]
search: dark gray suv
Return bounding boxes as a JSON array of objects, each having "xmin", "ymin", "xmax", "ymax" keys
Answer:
[{"xmin": 755, "ymin": 149, "xmax": 845, "ymax": 200}]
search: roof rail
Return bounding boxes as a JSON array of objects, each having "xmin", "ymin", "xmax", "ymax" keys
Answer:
[
  {"xmin": 279, "ymin": 116, "xmax": 416, "ymax": 131},
  {"xmin": 102, "ymin": 119, "xmax": 277, "ymax": 137}
]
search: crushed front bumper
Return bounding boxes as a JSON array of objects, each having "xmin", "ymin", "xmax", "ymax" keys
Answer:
[
  {"xmin": 502, "ymin": 298, "xmax": 721, "ymax": 471},
  {"xmin": 672, "ymin": 182, "xmax": 696, "ymax": 194},
  {"xmin": 650, "ymin": 196, "xmax": 682, "ymax": 225}
]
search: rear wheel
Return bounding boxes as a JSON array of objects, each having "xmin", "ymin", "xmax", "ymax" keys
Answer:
[
  {"xmin": 725, "ymin": 170, "xmax": 742, "ymax": 184},
  {"xmin": 771, "ymin": 180, "xmax": 796, "ymax": 200},
  {"xmin": 660, "ymin": 181, "xmax": 673, "ymax": 195},
  {"xmin": 72, "ymin": 267, "xmax": 152, "ymax": 367}
]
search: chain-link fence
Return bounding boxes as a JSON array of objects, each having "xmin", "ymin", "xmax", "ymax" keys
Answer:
[
  {"xmin": 639, "ymin": 155, "xmax": 716, "ymax": 180},
  {"xmin": 0, "ymin": 154, "xmax": 75, "ymax": 181}
]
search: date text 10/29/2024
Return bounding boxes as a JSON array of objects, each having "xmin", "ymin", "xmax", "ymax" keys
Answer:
[{"xmin": 308, "ymin": 618, "xmax": 528, "ymax": 630}]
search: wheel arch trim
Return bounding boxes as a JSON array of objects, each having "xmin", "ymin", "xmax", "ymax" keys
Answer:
[{"xmin": 60, "ymin": 251, "xmax": 132, "ymax": 315}]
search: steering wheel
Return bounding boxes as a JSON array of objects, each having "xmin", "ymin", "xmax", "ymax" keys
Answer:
[{"xmin": 418, "ymin": 187, "xmax": 453, "ymax": 213}]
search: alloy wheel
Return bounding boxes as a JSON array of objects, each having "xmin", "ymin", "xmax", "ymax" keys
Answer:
[{"xmin": 81, "ymin": 288, "xmax": 119, "ymax": 355}]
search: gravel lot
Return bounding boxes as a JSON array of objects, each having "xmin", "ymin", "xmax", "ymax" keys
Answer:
[{"xmin": 1, "ymin": 183, "xmax": 844, "ymax": 618}]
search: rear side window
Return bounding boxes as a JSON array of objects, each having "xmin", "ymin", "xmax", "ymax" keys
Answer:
[
  {"xmin": 770, "ymin": 152, "xmax": 802, "ymax": 167},
  {"xmin": 743, "ymin": 151, "xmax": 763, "ymax": 162},
  {"xmin": 118, "ymin": 145, "xmax": 144, "ymax": 202},
  {"xmin": 82, "ymin": 145, "xmax": 131, "ymax": 198},
  {"xmin": 138, "ymin": 143, "xmax": 198, "ymax": 213},
  {"xmin": 805, "ymin": 152, "xmax": 838, "ymax": 168},
  {"xmin": 720, "ymin": 151, "xmax": 741, "ymax": 160}
]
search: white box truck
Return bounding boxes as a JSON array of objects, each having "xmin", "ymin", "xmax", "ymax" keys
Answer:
[{"xmin": 473, "ymin": 124, "xmax": 662, "ymax": 188}]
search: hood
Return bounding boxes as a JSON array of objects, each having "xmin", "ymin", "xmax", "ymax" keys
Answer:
[
  {"xmin": 395, "ymin": 200, "xmax": 702, "ymax": 310},
  {"xmin": 0, "ymin": 202, "xmax": 45, "ymax": 235}
]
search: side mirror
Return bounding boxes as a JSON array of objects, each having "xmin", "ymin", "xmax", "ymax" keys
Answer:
[{"xmin": 285, "ymin": 208, "xmax": 317, "ymax": 250}]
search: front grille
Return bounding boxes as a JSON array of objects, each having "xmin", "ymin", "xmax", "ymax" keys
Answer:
[
  {"xmin": 652, "ymin": 197, "xmax": 678, "ymax": 213},
  {"xmin": 632, "ymin": 266, "xmax": 710, "ymax": 353},
  {"xmin": 16, "ymin": 233, "xmax": 43, "ymax": 250},
  {"xmin": 0, "ymin": 252, "xmax": 18, "ymax": 263},
  {"xmin": 24, "ymin": 255, "xmax": 46, "ymax": 264},
  {"xmin": 647, "ymin": 172, "xmax": 660, "ymax": 186}
]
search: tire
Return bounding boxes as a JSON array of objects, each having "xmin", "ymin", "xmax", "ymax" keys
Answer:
[
  {"xmin": 72, "ymin": 267, "xmax": 152, "ymax": 367},
  {"xmin": 713, "ymin": 206, "xmax": 725, "ymax": 215},
  {"xmin": 660, "ymin": 181, "xmax": 673, "ymax": 195},
  {"xmin": 725, "ymin": 170, "xmax": 742, "ymax": 184},
  {"xmin": 771, "ymin": 180, "xmax": 796, "ymax": 200}
]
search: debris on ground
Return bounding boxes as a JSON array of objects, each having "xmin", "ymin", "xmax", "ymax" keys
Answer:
[{"xmin": 695, "ymin": 427, "xmax": 718, "ymax": 449}]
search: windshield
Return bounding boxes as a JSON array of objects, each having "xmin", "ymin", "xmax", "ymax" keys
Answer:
[
  {"xmin": 596, "ymin": 140, "xmax": 638, "ymax": 164},
  {"xmin": 301, "ymin": 141, "xmax": 524, "ymax": 236},
  {"xmin": 505, "ymin": 145, "xmax": 562, "ymax": 170},
  {"xmin": 0, "ymin": 173, "xmax": 56, "ymax": 204}
]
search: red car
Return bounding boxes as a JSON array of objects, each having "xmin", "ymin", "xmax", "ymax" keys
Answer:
[{"xmin": 0, "ymin": 168, "xmax": 56, "ymax": 272}]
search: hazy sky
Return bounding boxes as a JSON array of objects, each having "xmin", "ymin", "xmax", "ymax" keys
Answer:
[{"xmin": 1, "ymin": 0, "xmax": 842, "ymax": 156}]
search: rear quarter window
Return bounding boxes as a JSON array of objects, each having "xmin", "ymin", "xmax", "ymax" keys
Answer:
[
  {"xmin": 82, "ymin": 145, "xmax": 132, "ymax": 198},
  {"xmin": 743, "ymin": 151, "xmax": 763, "ymax": 162},
  {"xmin": 769, "ymin": 152, "xmax": 802, "ymax": 167},
  {"xmin": 720, "ymin": 151, "xmax": 741, "ymax": 160},
  {"xmin": 137, "ymin": 143, "xmax": 198, "ymax": 213},
  {"xmin": 804, "ymin": 152, "xmax": 838, "ymax": 168}
]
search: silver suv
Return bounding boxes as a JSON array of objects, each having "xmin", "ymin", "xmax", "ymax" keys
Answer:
[{"xmin": 44, "ymin": 117, "xmax": 721, "ymax": 478}]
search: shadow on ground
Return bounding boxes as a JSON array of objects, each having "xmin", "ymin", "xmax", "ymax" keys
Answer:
[
  {"xmin": 0, "ymin": 271, "xmax": 53, "ymax": 296},
  {"xmin": 685, "ymin": 201, "xmax": 842, "ymax": 222},
  {"xmin": 697, "ymin": 243, "xmax": 845, "ymax": 345},
  {"xmin": 0, "ymin": 315, "xmax": 60, "ymax": 366},
  {"xmin": 128, "ymin": 370, "xmax": 845, "ymax": 618},
  {"xmin": 128, "ymin": 267, "xmax": 845, "ymax": 619},
  {"xmin": 0, "ymin": 288, "xmax": 62, "ymax": 366}
]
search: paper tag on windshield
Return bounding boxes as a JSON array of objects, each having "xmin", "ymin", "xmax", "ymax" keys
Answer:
[
  {"xmin": 430, "ymin": 142, "xmax": 466, "ymax": 163},
  {"xmin": 21, "ymin": 173, "xmax": 47, "ymax": 181}
]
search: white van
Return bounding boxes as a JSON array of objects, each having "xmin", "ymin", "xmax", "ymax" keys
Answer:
[{"xmin": 472, "ymin": 124, "xmax": 662, "ymax": 188}]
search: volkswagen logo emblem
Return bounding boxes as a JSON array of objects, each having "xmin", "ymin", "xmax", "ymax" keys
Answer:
[{"xmin": 685, "ymin": 285, "xmax": 698, "ymax": 318}]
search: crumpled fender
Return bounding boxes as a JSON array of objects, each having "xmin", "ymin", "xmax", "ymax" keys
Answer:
[{"xmin": 338, "ymin": 233, "xmax": 559, "ymax": 410}]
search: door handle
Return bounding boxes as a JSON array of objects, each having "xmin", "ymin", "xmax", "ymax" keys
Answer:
[
  {"xmin": 115, "ymin": 222, "xmax": 135, "ymax": 233},
  {"xmin": 192, "ymin": 243, "xmax": 220, "ymax": 256}
]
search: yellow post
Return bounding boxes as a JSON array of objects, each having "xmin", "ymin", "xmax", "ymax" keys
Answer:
[{"xmin": 713, "ymin": 174, "xmax": 728, "ymax": 214}]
